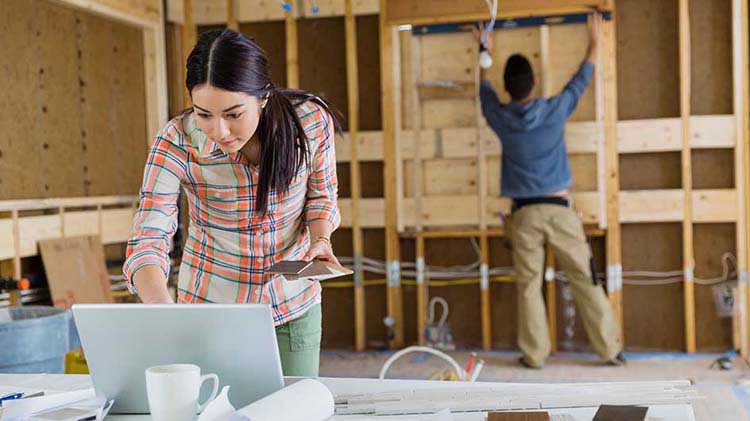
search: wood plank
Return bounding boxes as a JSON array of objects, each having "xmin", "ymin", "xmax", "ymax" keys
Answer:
[
  {"xmin": 480, "ymin": 234, "xmax": 491, "ymax": 350},
  {"xmin": 617, "ymin": 115, "xmax": 734, "ymax": 153},
  {"xmin": 691, "ymin": 115, "xmax": 735, "ymax": 148},
  {"xmin": 181, "ymin": 0, "xmax": 196, "ymax": 109},
  {"xmin": 619, "ymin": 190, "xmax": 683, "ymax": 223},
  {"xmin": 301, "ymin": 0, "xmax": 379, "ymax": 17},
  {"xmin": 100, "ymin": 208, "xmax": 136, "ymax": 244},
  {"xmin": 0, "ymin": 196, "xmax": 136, "ymax": 212},
  {"xmin": 545, "ymin": 243, "xmax": 557, "ymax": 353},
  {"xmin": 334, "ymin": 122, "xmax": 601, "ymax": 162},
  {"xmin": 39, "ymin": 236, "xmax": 112, "ymax": 308},
  {"xmin": 617, "ymin": 118, "xmax": 682, "ymax": 153},
  {"xmin": 226, "ymin": 0, "xmax": 238, "ymax": 30},
  {"xmin": 64, "ymin": 210, "xmax": 100, "ymax": 238},
  {"xmin": 0, "ymin": 219, "xmax": 14, "ymax": 261},
  {"xmin": 166, "ymin": 0, "xmax": 377, "ymax": 23},
  {"xmin": 731, "ymin": 0, "xmax": 750, "ymax": 357},
  {"xmin": 285, "ymin": 5, "xmax": 299, "ymax": 89},
  {"xmin": 18, "ymin": 215, "xmax": 63, "ymax": 257},
  {"xmin": 51, "ymin": 0, "xmax": 161, "ymax": 27},
  {"xmin": 692, "ymin": 189, "xmax": 737, "ymax": 223},
  {"xmin": 345, "ymin": 0, "xmax": 366, "ymax": 352},
  {"xmin": 380, "ymin": 3, "xmax": 403, "ymax": 348},
  {"xmin": 384, "ymin": 0, "xmax": 614, "ymax": 25},
  {"xmin": 679, "ymin": 0, "xmax": 696, "ymax": 353}
]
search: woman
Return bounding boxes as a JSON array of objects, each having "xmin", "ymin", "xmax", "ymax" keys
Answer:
[{"xmin": 123, "ymin": 29, "xmax": 342, "ymax": 377}]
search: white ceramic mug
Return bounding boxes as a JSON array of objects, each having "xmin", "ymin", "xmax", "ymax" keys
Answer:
[{"xmin": 145, "ymin": 364, "xmax": 219, "ymax": 421}]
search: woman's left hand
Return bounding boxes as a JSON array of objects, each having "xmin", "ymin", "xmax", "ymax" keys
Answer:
[{"xmin": 304, "ymin": 238, "xmax": 340, "ymax": 266}]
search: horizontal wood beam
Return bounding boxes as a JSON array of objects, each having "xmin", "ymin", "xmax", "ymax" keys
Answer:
[
  {"xmin": 337, "ymin": 189, "xmax": 739, "ymax": 228},
  {"xmin": 51, "ymin": 0, "xmax": 161, "ymax": 27},
  {"xmin": 335, "ymin": 115, "xmax": 736, "ymax": 162},
  {"xmin": 384, "ymin": 0, "xmax": 613, "ymax": 26},
  {"xmin": 166, "ymin": 0, "xmax": 379, "ymax": 24},
  {"xmin": 0, "ymin": 207, "xmax": 136, "ymax": 260}
]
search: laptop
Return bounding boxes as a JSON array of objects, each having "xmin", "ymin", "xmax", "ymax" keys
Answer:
[{"xmin": 72, "ymin": 304, "xmax": 284, "ymax": 414}]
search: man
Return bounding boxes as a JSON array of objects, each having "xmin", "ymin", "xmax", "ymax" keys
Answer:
[{"xmin": 476, "ymin": 14, "xmax": 624, "ymax": 368}]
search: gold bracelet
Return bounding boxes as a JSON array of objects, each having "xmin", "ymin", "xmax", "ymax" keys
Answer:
[{"xmin": 312, "ymin": 236, "xmax": 331, "ymax": 247}]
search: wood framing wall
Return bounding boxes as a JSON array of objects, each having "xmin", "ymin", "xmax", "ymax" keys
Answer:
[
  {"xmin": 0, "ymin": 0, "xmax": 167, "ymax": 283},
  {"xmin": 162, "ymin": 0, "xmax": 749, "ymax": 354}
]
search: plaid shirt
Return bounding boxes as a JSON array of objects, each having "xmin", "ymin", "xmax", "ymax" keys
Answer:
[{"xmin": 123, "ymin": 101, "xmax": 340, "ymax": 326}]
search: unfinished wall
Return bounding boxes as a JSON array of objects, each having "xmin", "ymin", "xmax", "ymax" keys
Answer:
[
  {"xmin": 0, "ymin": 0, "xmax": 148, "ymax": 200},
  {"xmin": 159, "ymin": 1, "xmax": 742, "ymax": 353},
  {"xmin": 616, "ymin": 0, "xmax": 737, "ymax": 352}
]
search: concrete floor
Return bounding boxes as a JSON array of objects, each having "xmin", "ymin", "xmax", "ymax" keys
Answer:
[{"xmin": 320, "ymin": 350, "xmax": 750, "ymax": 420}]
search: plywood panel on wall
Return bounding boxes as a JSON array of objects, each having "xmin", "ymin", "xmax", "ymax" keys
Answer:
[
  {"xmin": 616, "ymin": 0, "xmax": 679, "ymax": 120},
  {"xmin": 298, "ymin": 17, "xmax": 349, "ymax": 129},
  {"xmin": 489, "ymin": 27, "xmax": 542, "ymax": 105},
  {"xmin": 689, "ymin": 0, "xmax": 732, "ymax": 116},
  {"xmin": 548, "ymin": 23, "xmax": 594, "ymax": 122},
  {"xmin": 1, "ymin": 0, "xmax": 149, "ymax": 200}
]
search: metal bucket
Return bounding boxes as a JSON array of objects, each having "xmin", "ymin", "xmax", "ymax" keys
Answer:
[{"xmin": 0, "ymin": 306, "xmax": 70, "ymax": 373}]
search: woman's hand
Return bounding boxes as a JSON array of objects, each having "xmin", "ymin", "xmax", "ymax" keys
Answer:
[{"xmin": 303, "ymin": 237, "xmax": 340, "ymax": 266}]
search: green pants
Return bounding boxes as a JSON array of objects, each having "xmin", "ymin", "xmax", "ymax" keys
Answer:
[
  {"xmin": 275, "ymin": 304, "xmax": 322, "ymax": 377},
  {"xmin": 510, "ymin": 203, "xmax": 622, "ymax": 367}
]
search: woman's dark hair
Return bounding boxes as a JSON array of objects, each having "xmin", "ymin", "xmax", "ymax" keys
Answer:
[
  {"xmin": 503, "ymin": 54, "xmax": 535, "ymax": 101},
  {"xmin": 185, "ymin": 29, "xmax": 342, "ymax": 213}
]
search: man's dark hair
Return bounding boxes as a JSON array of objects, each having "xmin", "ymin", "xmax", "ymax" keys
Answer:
[{"xmin": 503, "ymin": 54, "xmax": 534, "ymax": 101}]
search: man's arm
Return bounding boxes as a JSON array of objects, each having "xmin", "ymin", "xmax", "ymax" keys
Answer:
[{"xmin": 585, "ymin": 12, "xmax": 601, "ymax": 65}]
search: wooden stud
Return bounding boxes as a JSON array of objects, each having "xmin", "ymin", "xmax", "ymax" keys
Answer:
[
  {"xmin": 476, "ymin": 28, "xmax": 491, "ymax": 352},
  {"xmin": 545, "ymin": 243, "xmax": 557, "ymax": 353},
  {"xmin": 679, "ymin": 0, "xmax": 696, "ymax": 354},
  {"xmin": 480, "ymin": 234, "xmax": 491, "ymax": 350},
  {"xmin": 285, "ymin": 5, "xmax": 299, "ymax": 89},
  {"xmin": 416, "ymin": 234, "xmax": 426, "ymax": 346},
  {"xmin": 732, "ymin": 0, "xmax": 750, "ymax": 358},
  {"xmin": 344, "ymin": 0, "xmax": 366, "ymax": 352},
  {"xmin": 601, "ymin": 10, "xmax": 623, "ymax": 335},
  {"xmin": 227, "ymin": 0, "xmax": 238, "ymax": 30},
  {"xmin": 11, "ymin": 210, "xmax": 21, "ymax": 281},
  {"xmin": 539, "ymin": 23, "xmax": 557, "ymax": 354},
  {"xmin": 380, "ymin": 0, "xmax": 403, "ymax": 348},
  {"xmin": 181, "ymin": 0, "xmax": 196, "ymax": 109},
  {"xmin": 144, "ymin": 3, "xmax": 169, "ymax": 144},
  {"xmin": 411, "ymin": 34, "xmax": 424, "ymax": 233}
]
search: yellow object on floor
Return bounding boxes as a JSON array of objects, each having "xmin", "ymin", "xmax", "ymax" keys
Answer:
[{"xmin": 64, "ymin": 349, "xmax": 89, "ymax": 374}]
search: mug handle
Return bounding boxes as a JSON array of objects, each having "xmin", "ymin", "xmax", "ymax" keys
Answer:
[{"xmin": 197, "ymin": 373, "xmax": 219, "ymax": 413}]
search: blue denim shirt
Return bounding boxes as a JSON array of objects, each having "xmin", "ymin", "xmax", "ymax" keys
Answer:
[{"xmin": 479, "ymin": 61, "xmax": 594, "ymax": 199}]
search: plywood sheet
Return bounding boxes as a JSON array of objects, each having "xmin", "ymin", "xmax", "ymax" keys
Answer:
[
  {"xmin": 39, "ymin": 235, "xmax": 112, "ymax": 308},
  {"xmin": 693, "ymin": 223, "xmax": 734, "ymax": 351},
  {"xmin": 548, "ymin": 23, "xmax": 594, "ymax": 122},
  {"xmin": 621, "ymin": 223, "xmax": 684, "ymax": 351},
  {"xmin": 239, "ymin": 21, "xmax": 288, "ymax": 88},
  {"xmin": 619, "ymin": 152, "xmax": 681, "ymax": 190},
  {"xmin": 357, "ymin": 15, "xmax": 381, "ymax": 131},
  {"xmin": 690, "ymin": 0, "xmax": 732, "ymax": 115},
  {"xmin": 616, "ymin": 0, "xmax": 679, "ymax": 120},
  {"xmin": 35, "ymin": 2, "xmax": 85, "ymax": 198},
  {"xmin": 298, "ymin": 17, "xmax": 349, "ymax": 129},
  {"xmin": 490, "ymin": 27, "xmax": 542, "ymax": 105}
]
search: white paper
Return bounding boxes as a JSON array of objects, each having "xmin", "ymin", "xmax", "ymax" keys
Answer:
[
  {"xmin": 198, "ymin": 386, "xmax": 236, "ymax": 421},
  {"xmin": 0, "ymin": 386, "xmax": 44, "ymax": 399},
  {"xmin": 0, "ymin": 388, "xmax": 95, "ymax": 420},
  {"xmin": 231, "ymin": 379, "xmax": 333, "ymax": 421}
]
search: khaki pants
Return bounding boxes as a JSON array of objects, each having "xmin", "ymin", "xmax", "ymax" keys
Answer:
[{"xmin": 510, "ymin": 203, "xmax": 621, "ymax": 367}]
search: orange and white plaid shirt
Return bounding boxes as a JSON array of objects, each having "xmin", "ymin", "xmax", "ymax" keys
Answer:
[{"xmin": 123, "ymin": 100, "xmax": 340, "ymax": 325}]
